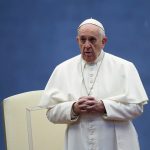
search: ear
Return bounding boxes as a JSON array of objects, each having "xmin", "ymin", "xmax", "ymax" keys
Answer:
[
  {"xmin": 102, "ymin": 37, "xmax": 107, "ymax": 45},
  {"xmin": 101, "ymin": 36, "xmax": 107, "ymax": 49}
]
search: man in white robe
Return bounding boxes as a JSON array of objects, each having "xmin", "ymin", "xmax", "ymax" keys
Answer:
[{"xmin": 39, "ymin": 18, "xmax": 148, "ymax": 150}]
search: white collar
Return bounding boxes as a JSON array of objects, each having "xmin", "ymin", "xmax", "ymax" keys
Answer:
[{"xmin": 81, "ymin": 50, "xmax": 105, "ymax": 69}]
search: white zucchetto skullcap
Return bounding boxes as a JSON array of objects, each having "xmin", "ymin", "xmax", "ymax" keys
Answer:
[{"xmin": 78, "ymin": 18, "xmax": 105, "ymax": 31}]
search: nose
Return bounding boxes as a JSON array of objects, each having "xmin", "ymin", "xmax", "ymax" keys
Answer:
[{"xmin": 84, "ymin": 40, "xmax": 91, "ymax": 49}]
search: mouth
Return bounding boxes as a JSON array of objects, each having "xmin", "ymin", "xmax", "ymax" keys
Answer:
[{"xmin": 84, "ymin": 51, "xmax": 93, "ymax": 57}]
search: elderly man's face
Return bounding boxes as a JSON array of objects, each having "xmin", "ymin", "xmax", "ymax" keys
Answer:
[{"xmin": 77, "ymin": 24, "xmax": 106, "ymax": 63}]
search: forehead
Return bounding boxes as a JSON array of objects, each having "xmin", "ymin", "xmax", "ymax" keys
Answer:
[{"xmin": 78, "ymin": 24, "xmax": 100, "ymax": 37}]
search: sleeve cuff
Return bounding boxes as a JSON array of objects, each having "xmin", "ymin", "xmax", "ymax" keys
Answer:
[
  {"xmin": 101, "ymin": 99, "xmax": 114, "ymax": 119},
  {"xmin": 70, "ymin": 102, "xmax": 79, "ymax": 121}
]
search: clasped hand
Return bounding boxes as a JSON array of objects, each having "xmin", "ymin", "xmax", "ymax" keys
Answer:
[{"xmin": 73, "ymin": 96, "xmax": 106, "ymax": 115}]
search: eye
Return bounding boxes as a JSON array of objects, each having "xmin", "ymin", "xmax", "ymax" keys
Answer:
[
  {"xmin": 80, "ymin": 36, "xmax": 86, "ymax": 44},
  {"xmin": 89, "ymin": 37, "xmax": 96, "ymax": 44}
]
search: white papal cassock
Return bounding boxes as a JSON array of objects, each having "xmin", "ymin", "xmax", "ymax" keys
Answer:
[{"xmin": 39, "ymin": 50, "xmax": 148, "ymax": 150}]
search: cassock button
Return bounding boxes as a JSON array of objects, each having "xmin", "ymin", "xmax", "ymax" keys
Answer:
[
  {"xmin": 90, "ymin": 130, "xmax": 94, "ymax": 135},
  {"xmin": 89, "ymin": 74, "xmax": 93, "ymax": 77},
  {"xmin": 90, "ymin": 80, "xmax": 94, "ymax": 83},
  {"xmin": 90, "ymin": 67, "xmax": 94, "ymax": 71}
]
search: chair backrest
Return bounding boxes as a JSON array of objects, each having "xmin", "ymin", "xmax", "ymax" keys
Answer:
[{"xmin": 3, "ymin": 90, "xmax": 66, "ymax": 150}]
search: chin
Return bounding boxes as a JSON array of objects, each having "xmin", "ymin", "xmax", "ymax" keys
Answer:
[
  {"xmin": 82, "ymin": 55, "xmax": 96, "ymax": 63},
  {"xmin": 84, "ymin": 57, "xmax": 95, "ymax": 63}
]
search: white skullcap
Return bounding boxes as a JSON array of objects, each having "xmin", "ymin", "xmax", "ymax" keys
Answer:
[{"xmin": 78, "ymin": 18, "xmax": 105, "ymax": 31}]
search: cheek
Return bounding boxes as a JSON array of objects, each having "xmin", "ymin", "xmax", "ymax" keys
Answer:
[
  {"xmin": 79, "ymin": 44, "xmax": 84, "ymax": 51},
  {"xmin": 79, "ymin": 43, "xmax": 83, "ymax": 48},
  {"xmin": 94, "ymin": 46, "xmax": 101, "ymax": 55}
]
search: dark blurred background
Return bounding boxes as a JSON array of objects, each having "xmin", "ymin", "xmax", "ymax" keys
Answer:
[{"xmin": 0, "ymin": 0, "xmax": 150, "ymax": 149}]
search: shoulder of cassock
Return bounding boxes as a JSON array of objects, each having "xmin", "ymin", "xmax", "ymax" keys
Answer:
[
  {"xmin": 38, "ymin": 55, "xmax": 82, "ymax": 108},
  {"xmin": 104, "ymin": 52, "xmax": 148, "ymax": 104}
]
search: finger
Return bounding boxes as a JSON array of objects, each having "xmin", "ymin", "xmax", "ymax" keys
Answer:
[
  {"xmin": 85, "ymin": 100, "xmax": 96, "ymax": 106},
  {"xmin": 78, "ymin": 104, "xmax": 88, "ymax": 110},
  {"xmin": 80, "ymin": 109, "xmax": 88, "ymax": 113},
  {"xmin": 87, "ymin": 96, "xmax": 95, "ymax": 100},
  {"xmin": 86, "ymin": 105, "xmax": 95, "ymax": 110},
  {"xmin": 78, "ymin": 99, "xmax": 88, "ymax": 104}
]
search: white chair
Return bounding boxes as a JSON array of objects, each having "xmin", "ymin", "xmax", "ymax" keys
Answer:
[{"xmin": 3, "ymin": 90, "xmax": 66, "ymax": 150}]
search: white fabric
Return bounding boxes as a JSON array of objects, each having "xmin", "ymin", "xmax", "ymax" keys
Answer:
[
  {"xmin": 78, "ymin": 18, "xmax": 105, "ymax": 31},
  {"xmin": 39, "ymin": 51, "xmax": 148, "ymax": 150}
]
